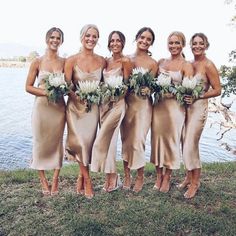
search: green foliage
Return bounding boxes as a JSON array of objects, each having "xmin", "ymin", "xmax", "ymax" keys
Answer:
[
  {"xmin": 128, "ymin": 71, "xmax": 155, "ymax": 98},
  {"xmin": 220, "ymin": 64, "xmax": 236, "ymax": 97},
  {"xmin": 27, "ymin": 51, "xmax": 39, "ymax": 62}
]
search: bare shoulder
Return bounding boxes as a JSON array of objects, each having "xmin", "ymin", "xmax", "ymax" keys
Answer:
[
  {"xmin": 65, "ymin": 54, "xmax": 77, "ymax": 63},
  {"xmin": 157, "ymin": 58, "xmax": 165, "ymax": 66},
  {"xmin": 121, "ymin": 56, "xmax": 131, "ymax": 63},
  {"xmin": 29, "ymin": 57, "xmax": 40, "ymax": 70},
  {"xmin": 205, "ymin": 58, "xmax": 217, "ymax": 69}
]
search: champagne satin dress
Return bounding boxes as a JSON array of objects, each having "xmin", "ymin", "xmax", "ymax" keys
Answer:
[
  {"xmin": 30, "ymin": 71, "xmax": 66, "ymax": 170},
  {"xmin": 151, "ymin": 68, "xmax": 185, "ymax": 169},
  {"xmin": 121, "ymin": 68, "xmax": 152, "ymax": 170},
  {"xmin": 66, "ymin": 66, "xmax": 102, "ymax": 166},
  {"xmin": 182, "ymin": 74, "xmax": 209, "ymax": 170},
  {"xmin": 91, "ymin": 67, "xmax": 126, "ymax": 173}
]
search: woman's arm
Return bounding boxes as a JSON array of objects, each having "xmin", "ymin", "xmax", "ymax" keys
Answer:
[
  {"xmin": 25, "ymin": 58, "xmax": 47, "ymax": 96},
  {"xmin": 201, "ymin": 60, "xmax": 221, "ymax": 99}
]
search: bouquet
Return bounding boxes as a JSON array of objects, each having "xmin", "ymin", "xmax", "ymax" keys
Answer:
[
  {"xmin": 75, "ymin": 80, "xmax": 101, "ymax": 112},
  {"xmin": 44, "ymin": 73, "xmax": 69, "ymax": 103},
  {"xmin": 175, "ymin": 76, "xmax": 204, "ymax": 105},
  {"xmin": 153, "ymin": 72, "xmax": 176, "ymax": 104},
  {"xmin": 100, "ymin": 75, "xmax": 128, "ymax": 105},
  {"xmin": 128, "ymin": 67, "xmax": 155, "ymax": 98}
]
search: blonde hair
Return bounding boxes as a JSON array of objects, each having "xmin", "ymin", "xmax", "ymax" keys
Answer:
[
  {"xmin": 168, "ymin": 31, "xmax": 186, "ymax": 47},
  {"xmin": 80, "ymin": 24, "xmax": 99, "ymax": 41}
]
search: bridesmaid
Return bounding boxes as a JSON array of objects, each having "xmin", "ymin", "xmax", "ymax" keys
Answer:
[
  {"xmin": 180, "ymin": 33, "xmax": 221, "ymax": 198},
  {"xmin": 25, "ymin": 27, "xmax": 66, "ymax": 196},
  {"xmin": 64, "ymin": 24, "xmax": 106, "ymax": 199},
  {"xmin": 121, "ymin": 27, "xmax": 158, "ymax": 193},
  {"xmin": 91, "ymin": 31, "xmax": 133, "ymax": 192},
  {"xmin": 151, "ymin": 31, "xmax": 193, "ymax": 193}
]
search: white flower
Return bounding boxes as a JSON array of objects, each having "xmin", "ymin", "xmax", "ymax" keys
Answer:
[
  {"xmin": 156, "ymin": 73, "xmax": 172, "ymax": 86},
  {"xmin": 132, "ymin": 67, "xmax": 148, "ymax": 75},
  {"xmin": 78, "ymin": 80, "xmax": 99, "ymax": 93},
  {"xmin": 106, "ymin": 76, "xmax": 123, "ymax": 88},
  {"xmin": 48, "ymin": 73, "xmax": 66, "ymax": 87},
  {"xmin": 182, "ymin": 77, "xmax": 197, "ymax": 90}
]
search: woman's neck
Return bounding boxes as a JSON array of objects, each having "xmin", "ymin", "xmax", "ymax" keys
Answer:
[
  {"xmin": 112, "ymin": 52, "xmax": 123, "ymax": 61},
  {"xmin": 80, "ymin": 47, "xmax": 94, "ymax": 56},
  {"xmin": 170, "ymin": 54, "xmax": 183, "ymax": 61},
  {"xmin": 194, "ymin": 54, "xmax": 206, "ymax": 62},
  {"xmin": 44, "ymin": 49, "xmax": 58, "ymax": 60},
  {"xmin": 135, "ymin": 49, "xmax": 148, "ymax": 57}
]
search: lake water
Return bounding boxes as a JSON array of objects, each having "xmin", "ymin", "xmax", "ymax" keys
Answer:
[{"xmin": 0, "ymin": 67, "xmax": 235, "ymax": 170}]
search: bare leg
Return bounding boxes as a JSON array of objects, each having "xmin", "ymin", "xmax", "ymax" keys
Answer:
[
  {"xmin": 184, "ymin": 168, "xmax": 201, "ymax": 199},
  {"xmin": 160, "ymin": 168, "xmax": 172, "ymax": 193},
  {"xmin": 133, "ymin": 167, "xmax": 144, "ymax": 193},
  {"xmin": 102, "ymin": 174, "xmax": 109, "ymax": 192},
  {"xmin": 79, "ymin": 163, "xmax": 94, "ymax": 199},
  {"xmin": 38, "ymin": 170, "xmax": 50, "ymax": 196},
  {"xmin": 123, "ymin": 161, "xmax": 131, "ymax": 190},
  {"xmin": 177, "ymin": 170, "xmax": 192, "ymax": 190},
  {"xmin": 51, "ymin": 169, "xmax": 60, "ymax": 195},
  {"xmin": 107, "ymin": 173, "xmax": 122, "ymax": 192},
  {"xmin": 153, "ymin": 166, "xmax": 163, "ymax": 190}
]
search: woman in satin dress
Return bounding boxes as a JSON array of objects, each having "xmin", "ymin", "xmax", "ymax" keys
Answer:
[
  {"xmin": 121, "ymin": 27, "xmax": 158, "ymax": 193},
  {"xmin": 64, "ymin": 24, "xmax": 106, "ymax": 199},
  {"xmin": 179, "ymin": 33, "xmax": 221, "ymax": 198},
  {"xmin": 151, "ymin": 31, "xmax": 193, "ymax": 193},
  {"xmin": 91, "ymin": 31, "xmax": 133, "ymax": 192},
  {"xmin": 25, "ymin": 27, "xmax": 66, "ymax": 196}
]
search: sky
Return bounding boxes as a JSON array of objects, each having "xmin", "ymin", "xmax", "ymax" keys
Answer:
[{"xmin": 1, "ymin": 0, "xmax": 236, "ymax": 68}]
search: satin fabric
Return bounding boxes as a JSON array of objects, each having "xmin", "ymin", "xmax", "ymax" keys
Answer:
[
  {"xmin": 182, "ymin": 74, "xmax": 209, "ymax": 170},
  {"xmin": 65, "ymin": 66, "xmax": 102, "ymax": 166},
  {"xmin": 91, "ymin": 68, "xmax": 126, "ymax": 173},
  {"xmin": 30, "ymin": 71, "xmax": 66, "ymax": 170},
  {"xmin": 121, "ymin": 92, "xmax": 152, "ymax": 170},
  {"xmin": 151, "ymin": 69, "xmax": 185, "ymax": 169}
]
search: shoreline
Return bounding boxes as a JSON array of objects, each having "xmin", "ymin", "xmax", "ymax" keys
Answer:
[{"xmin": 0, "ymin": 60, "xmax": 30, "ymax": 68}]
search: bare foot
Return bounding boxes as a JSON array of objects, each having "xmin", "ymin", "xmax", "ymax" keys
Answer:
[
  {"xmin": 123, "ymin": 174, "xmax": 132, "ymax": 190},
  {"xmin": 102, "ymin": 175, "xmax": 109, "ymax": 192},
  {"xmin": 133, "ymin": 175, "xmax": 144, "ymax": 193},
  {"xmin": 184, "ymin": 183, "xmax": 200, "ymax": 199},
  {"xmin": 153, "ymin": 175, "xmax": 163, "ymax": 190},
  {"xmin": 51, "ymin": 177, "xmax": 59, "ymax": 196},
  {"xmin": 107, "ymin": 174, "xmax": 122, "ymax": 192},
  {"xmin": 177, "ymin": 178, "xmax": 191, "ymax": 191},
  {"xmin": 160, "ymin": 175, "xmax": 171, "ymax": 193},
  {"xmin": 84, "ymin": 177, "xmax": 94, "ymax": 199},
  {"xmin": 40, "ymin": 178, "xmax": 50, "ymax": 196},
  {"xmin": 76, "ymin": 175, "xmax": 84, "ymax": 195}
]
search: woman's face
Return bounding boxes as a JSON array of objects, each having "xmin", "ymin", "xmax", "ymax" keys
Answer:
[
  {"xmin": 168, "ymin": 35, "xmax": 183, "ymax": 56},
  {"xmin": 47, "ymin": 31, "xmax": 62, "ymax": 51},
  {"xmin": 191, "ymin": 36, "xmax": 206, "ymax": 56},
  {"xmin": 109, "ymin": 33, "xmax": 123, "ymax": 54},
  {"xmin": 136, "ymin": 31, "xmax": 153, "ymax": 51},
  {"xmin": 81, "ymin": 28, "xmax": 99, "ymax": 50}
]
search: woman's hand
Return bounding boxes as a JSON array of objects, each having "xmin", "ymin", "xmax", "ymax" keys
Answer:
[
  {"xmin": 163, "ymin": 93, "xmax": 174, "ymax": 99},
  {"xmin": 140, "ymin": 86, "xmax": 151, "ymax": 96},
  {"xmin": 184, "ymin": 95, "xmax": 194, "ymax": 105}
]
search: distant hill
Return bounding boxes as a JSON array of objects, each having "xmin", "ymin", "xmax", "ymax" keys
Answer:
[{"xmin": 0, "ymin": 43, "xmax": 43, "ymax": 58}]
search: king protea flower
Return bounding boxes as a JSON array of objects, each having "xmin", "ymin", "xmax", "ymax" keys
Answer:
[
  {"xmin": 182, "ymin": 77, "xmax": 197, "ymax": 89},
  {"xmin": 106, "ymin": 76, "xmax": 123, "ymax": 88},
  {"xmin": 78, "ymin": 80, "xmax": 99, "ymax": 93},
  {"xmin": 156, "ymin": 73, "xmax": 172, "ymax": 86},
  {"xmin": 48, "ymin": 73, "xmax": 66, "ymax": 87},
  {"xmin": 132, "ymin": 67, "xmax": 149, "ymax": 75}
]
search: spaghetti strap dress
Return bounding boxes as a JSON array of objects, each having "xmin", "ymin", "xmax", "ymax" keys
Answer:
[
  {"xmin": 66, "ymin": 66, "xmax": 102, "ymax": 166},
  {"xmin": 30, "ymin": 71, "xmax": 66, "ymax": 170},
  {"xmin": 91, "ymin": 67, "xmax": 126, "ymax": 173}
]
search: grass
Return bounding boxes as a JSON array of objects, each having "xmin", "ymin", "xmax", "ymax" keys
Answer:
[{"xmin": 0, "ymin": 161, "xmax": 236, "ymax": 236}]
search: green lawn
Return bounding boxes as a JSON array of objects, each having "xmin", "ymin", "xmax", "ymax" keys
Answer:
[{"xmin": 0, "ymin": 162, "xmax": 236, "ymax": 236}]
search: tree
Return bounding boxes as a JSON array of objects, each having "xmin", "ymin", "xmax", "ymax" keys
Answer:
[{"xmin": 27, "ymin": 51, "xmax": 39, "ymax": 62}]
